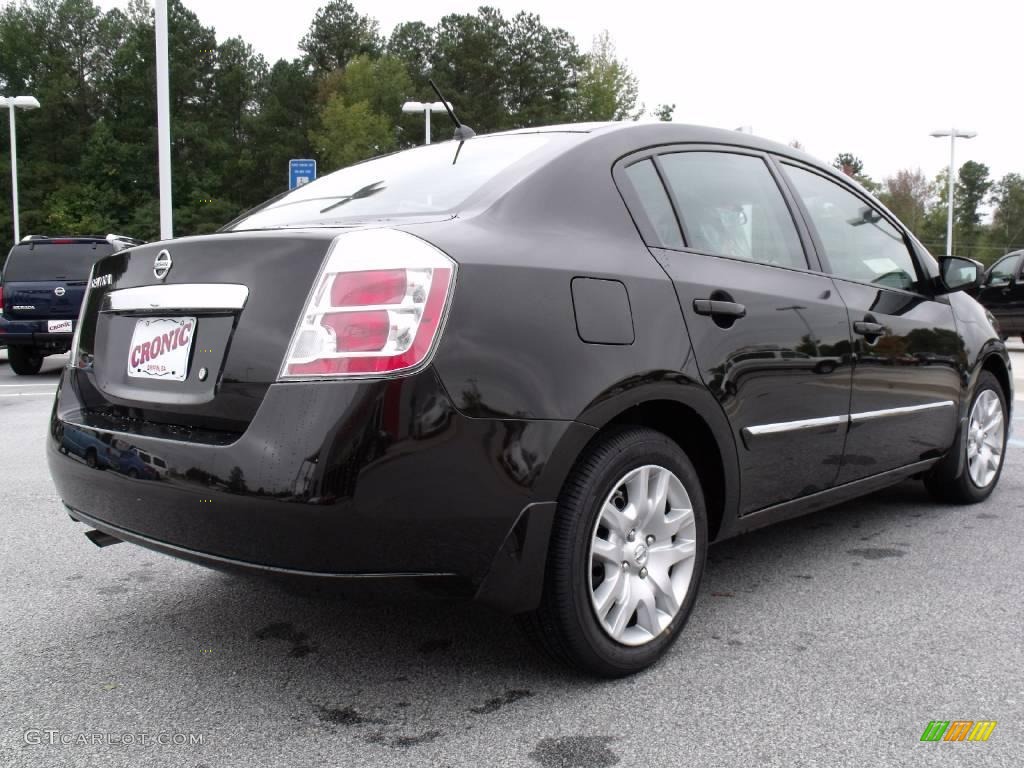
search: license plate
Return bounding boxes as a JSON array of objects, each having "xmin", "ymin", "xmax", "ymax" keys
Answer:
[
  {"xmin": 127, "ymin": 317, "xmax": 196, "ymax": 381},
  {"xmin": 48, "ymin": 320, "xmax": 73, "ymax": 333}
]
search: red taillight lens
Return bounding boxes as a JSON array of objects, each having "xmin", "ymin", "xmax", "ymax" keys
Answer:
[
  {"xmin": 330, "ymin": 270, "xmax": 407, "ymax": 307},
  {"xmin": 280, "ymin": 230, "xmax": 456, "ymax": 379}
]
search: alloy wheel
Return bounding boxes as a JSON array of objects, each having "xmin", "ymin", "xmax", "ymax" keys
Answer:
[
  {"xmin": 966, "ymin": 389, "xmax": 1005, "ymax": 488},
  {"xmin": 587, "ymin": 464, "xmax": 698, "ymax": 646}
]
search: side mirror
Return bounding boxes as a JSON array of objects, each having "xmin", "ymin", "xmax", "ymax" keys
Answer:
[{"xmin": 936, "ymin": 256, "xmax": 983, "ymax": 294}]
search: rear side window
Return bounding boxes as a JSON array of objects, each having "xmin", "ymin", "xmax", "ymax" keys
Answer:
[
  {"xmin": 227, "ymin": 133, "xmax": 566, "ymax": 231},
  {"xmin": 623, "ymin": 159, "xmax": 684, "ymax": 248},
  {"xmin": 657, "ymin": 152, "xmax": 806, "ymax": 269},
  {"xmin": 784, "ymin": 165, "xmax": 920, "ymax": 291},
  {"xmin": 2, "ymin": 244, "xmax": 110, "ymax": 282}
]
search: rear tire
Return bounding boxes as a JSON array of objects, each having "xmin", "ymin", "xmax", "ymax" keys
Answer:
[
  {"xmin": 925, "ymin": 370, "xmax": 1007, "ymax": 504},
  {"xmin": 8, "ymin": 346, "xmax": 43, "ymax": 375},
  {"xmin": 518, "ymin": 427, "xmax": 707, "ymax": 677}
]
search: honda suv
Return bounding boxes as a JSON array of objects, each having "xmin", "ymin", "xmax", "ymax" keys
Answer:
[
  {"xmin": 46, "ymin": 123, "xmax": 1010, "ymax": 676},
  {"xmin": 1, "ymin": 235, "xmax": 141, "ymax": 374}
]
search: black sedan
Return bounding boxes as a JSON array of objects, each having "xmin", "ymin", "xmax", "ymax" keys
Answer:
[{"xmin": 48, "ymin": 123, "xmax": 1011, "ymax": 676}]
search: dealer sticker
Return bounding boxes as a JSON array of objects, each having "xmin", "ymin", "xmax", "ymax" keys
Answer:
[
  {"xmin": 47, "ymin": 320, "xmax": 73, "ymax": 333},
  {"xmin": 127, "ymin": 317, "xmax": 196, "ymax": 381}
]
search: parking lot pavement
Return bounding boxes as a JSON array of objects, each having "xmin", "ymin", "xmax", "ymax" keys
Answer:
[{"xmin": 1, "ymin": 359, "xmax": 1021, "ymax": 768}]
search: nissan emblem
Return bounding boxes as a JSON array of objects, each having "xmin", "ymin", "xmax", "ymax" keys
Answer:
[{"xmin": 153, "ymin": 250, "xmax": 173, "ymax": 281}]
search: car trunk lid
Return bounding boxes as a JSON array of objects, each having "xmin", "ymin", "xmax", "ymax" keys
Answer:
[{"xmin": 71, "ymin": 230, "xmax": 340, "ymax": 434}]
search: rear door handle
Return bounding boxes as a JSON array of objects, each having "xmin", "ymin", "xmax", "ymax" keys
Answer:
[
  {"xmin": 853, "ymin": 320, "xmax": 885, "ymax": 336},
  {"xmin": 693, "ymin": 299, "xmax": 747, "ymax": 319}
]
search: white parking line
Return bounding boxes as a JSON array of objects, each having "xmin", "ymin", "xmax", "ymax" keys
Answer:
[
  {"xmin": 0, "ymin": 384, "xmax": 56, "ymax": 388},
  {"xmin": 0, "ymin": 393, "xmax": 53, "ymax": 398}
]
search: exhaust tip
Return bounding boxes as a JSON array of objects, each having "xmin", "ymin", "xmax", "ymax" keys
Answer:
[{"xmin": 84, "ymin": 529, "xmax": 122, "ymax": 548}]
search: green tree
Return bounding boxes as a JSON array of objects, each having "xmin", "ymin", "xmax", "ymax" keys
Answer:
[
  {"xmin": 832, "ymin": 153, "xmax": 880, "ymax": 194},
  {"xmin": 310, "ymin": 54, "xmax": 411, "ymax": 170},
  {"xmin": 953, "ymin": 160, "xmax": 991, "ymax": 256},
  {"xmin": 387, "ymin": 21, "xmax": 434, "ymax": 91},
  {"xmin": 989, "ymin": 173, "xmax": 1024, "ymax": 254},
  {"xmin": 244, "ymin": 58, "xmax": 317, "ymax": 201},
  {"xmin": 311, "ymin": 97, "xmax": 395, "ymax": 170},
  {"xmin": 878, "ymin": 168, "xmax": 931, "ymax": 236},
  {"xmin": 575, "ymin": 30, "xmax": 640, "ymax": 121},
  {"xmin": 504, "ymin": 12, "xmax": 581, "ymax": 127},
  {"xmin": 299, "ymin": 0, "xmax": 382, "ymax": 74},
  {"xmin": 653, "ymin": 104, "xmax": 675, "ymax": 122},
  {"xmin": 429, "ymin": 8, "xmax": 511, "ymax": 132}
]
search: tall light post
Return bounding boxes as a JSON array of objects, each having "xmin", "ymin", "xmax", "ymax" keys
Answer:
[
  {"xmin": 401, "ymin": 101, "xmax": 450, "ymax": 145},
  {"xmin": 155, "ymin": 0, "xmax": 173, "ymax": 240},
  {"xmin": 930, "ymin": 128, "xmax": 977, "ymax": 256},
  {"xmin": 1, "ymin": 95, "xmax": 41, "ymax": 245}
]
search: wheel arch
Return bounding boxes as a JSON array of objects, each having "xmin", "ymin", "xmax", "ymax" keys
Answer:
[
  {"xmin": 568, "ymin": 382, "xmax": 741, "ymax": 543},
  {"xmin": 980, "ymin": 352, "xmax": 1012, "ymax": 411}
]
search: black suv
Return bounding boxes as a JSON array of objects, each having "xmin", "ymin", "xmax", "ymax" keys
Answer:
[
  {"xmin": 1, "ymin": 235, "xmax": 141, "ymax": 374},
  {"xmin": 47, "ymin": 124, "xmax": 1010, "ymax": 676}
]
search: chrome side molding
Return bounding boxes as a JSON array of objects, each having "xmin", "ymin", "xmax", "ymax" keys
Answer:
[
  {"xmin": 849, "ymin": 401, "xmax": 955, "ymax": 423},
  {"xmin": 744, "ymin": 400, "xmax": 956, "ymax": 439},
  {"xmin": 103, "ymin": 284, "xmax": 249, "ymax": 312},
  {"xmin": 744, "ymin": 415, "xmax": 847, "ymax": 437}
]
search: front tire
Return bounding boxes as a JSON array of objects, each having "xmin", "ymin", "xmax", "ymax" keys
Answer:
[
  {"xmin": 8, "ymin": 346, "xmax": 43, "ymax": 375},
  {"xmin": 519, "ymin": 427, "xmax": 707, "ymax": 677},
  {"xmin": 925, "ymin": 370, "xmax": 1007, "ymax": 504}
]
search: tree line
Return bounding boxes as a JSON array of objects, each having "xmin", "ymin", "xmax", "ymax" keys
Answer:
[
  {"xmin": 1, "ymin": 0, "xmax": 1019, "ymax": 265},
  {"xmin": 0, "ymin": 0, "xmax": 669, "ymax": 247},
  {"xmin": 829, "ymin": 152, "xmax": 1023, "ymax": 265}
]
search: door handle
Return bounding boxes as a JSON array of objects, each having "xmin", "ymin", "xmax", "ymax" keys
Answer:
[
  {"xmin": 693, "ymin": 299, "xmax": 747, "ymax": 319},
  {"xmin": 853, "ymin": 320, "xmax": 885, "ymax": 337}
]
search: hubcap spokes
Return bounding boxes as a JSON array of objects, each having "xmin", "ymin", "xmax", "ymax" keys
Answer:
[
  {"xmin": 966, "ymin": 390, "xmax": 1005, "ymax": 489},
  {"xmin": 588, "ymin": 465, "xmax": 697, "ymax": 646}
]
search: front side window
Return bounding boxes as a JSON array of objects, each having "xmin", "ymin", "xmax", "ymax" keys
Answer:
[
  {"xmin": 657, "ymin": 152, "xmax": 806, "ymax": 269},
  {"xmin": 987, "ymin": 253, "xmax": 1021, "ymax": 286},
  {"xmin": 784, "ymin": 165, "xmax": 920, "ymax": 291}
]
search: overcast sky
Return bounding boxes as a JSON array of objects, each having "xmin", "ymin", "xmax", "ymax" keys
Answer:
[{"xmin": 96, "ymin": 0, "xmax": 1021, "ymax": 185}]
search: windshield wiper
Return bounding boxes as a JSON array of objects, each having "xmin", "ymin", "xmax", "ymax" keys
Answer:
[{"xmin": 319, "ymin": 180, "xmax": 387, "ymax": 214}]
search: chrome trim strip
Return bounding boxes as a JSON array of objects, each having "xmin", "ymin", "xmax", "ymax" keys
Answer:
[
  {"xmin": 103, "ymin": 284, "xmax": 249, "ymax": 312},
  {"xmin": 744, "ymin": 415, "xmax": 847, "ymax": 437},
  {"xmin": 850, "ymin": 400, "xmax": 955, "ymax": 423},
  {"xmin": 744, "ymin": 400, "xmax": 956, "ymax": 438}
]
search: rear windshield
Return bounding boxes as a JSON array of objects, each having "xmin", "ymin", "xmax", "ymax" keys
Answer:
[
  {"xmin": 225, "ymin": 133, "xmax": 567, "ymax": 231},
  {"xmin": 2, "ymin": 243, "xmax": 111, "ymax": 282}
]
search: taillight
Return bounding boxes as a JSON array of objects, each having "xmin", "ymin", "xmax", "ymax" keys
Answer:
[{"xmin": 279, "ymin": 229, "xmax": 456, "ymax": 379}]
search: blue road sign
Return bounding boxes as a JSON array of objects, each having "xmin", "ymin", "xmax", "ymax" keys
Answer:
[{"xmin": 289, "ymin": 159, "xmax": 317, "ymax": 190}]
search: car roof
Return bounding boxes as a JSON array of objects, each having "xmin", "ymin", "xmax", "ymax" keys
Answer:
[{"xmin": 494, "ymin": 120, "xmax": 822, "ymax": 165}]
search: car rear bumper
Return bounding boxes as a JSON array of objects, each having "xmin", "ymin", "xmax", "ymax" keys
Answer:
[
  {"xmin": 0, "ymin": 317, "xmax": 75, "ymax": 348},
  {"xmin": 47, "ymin": 366, "xmax": 594, "ymax": 612}
]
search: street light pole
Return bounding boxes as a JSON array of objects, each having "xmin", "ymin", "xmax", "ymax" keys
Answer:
[
  {"xmin": 155, "ymin": 0, "xmax": 173, "ymax": 240},
  {"xmin": 401, "ymin": 101, "xmax": 451, "ymax": 145},
  {"xmin": 930, "ymin": 128, "xmax": 977, "ymax": 257},
  {"xmin": 1, "ymin": 95, "xmax": 41, "ymax": 245}
]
